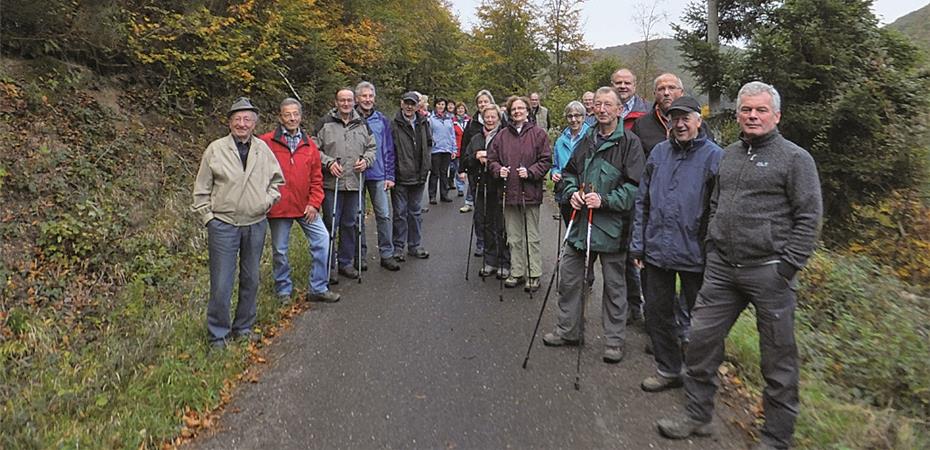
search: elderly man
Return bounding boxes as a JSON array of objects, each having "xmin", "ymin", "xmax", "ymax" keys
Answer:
[
  {"xmin": 260, "ymin": 98, "xmax": 340, "ymax": 305},
  {"xmin": 314, "ymin": 88, "xmax": 377, "ymax": 282},
  {"xmin": 528, "ymin": 92, "xmax": 550, "ymax": 131},
  {"xmin": 192, "ymin": 97, "xmax": 284, "ymax": 347},
  {"xmin": 633, "ymin": 73, "xmax": 716, "ymax": 156},
  {"xmin": 355, "ymin": 81, "xmax": 400, "ymax": 272},
  {"xmin": 581, "ymin": 91, "xmax": 596, "ymax": 126},
  {"xmin": 612, "ymin": 68, "xmax": 649, "ymax": 130},
  {"xmin": 630, "ymin": 96, "xmax": 722, "ymax": 392},
  {"xmin": 657, "ymin": 82, "xmax": 823, "ymax": 450},
  {"xmin": 542, "ymin": 87, "xmax": 645, "ymax": 364},
  {"xmin": 390, "ymin": 92, "xmax": 432, "ymax": 261}
]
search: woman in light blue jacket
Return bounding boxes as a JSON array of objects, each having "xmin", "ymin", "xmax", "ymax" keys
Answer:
[
  {"xmin": 551, "ymin": 100, "xmax": 590, "ymax": 224},
  {"xmin": 428, "ymin": 97, "xmax": 457, "ymax": 203}
]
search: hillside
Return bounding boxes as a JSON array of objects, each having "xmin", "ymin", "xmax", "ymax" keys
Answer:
[{"xmin": 886, "ymin": 3, "xmax": 930, "ymax": 57}]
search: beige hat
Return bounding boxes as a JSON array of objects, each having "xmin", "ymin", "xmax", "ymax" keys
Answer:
[{"xmin": 228, "ymin": 97, "xmax": 259, "ymax": 117}]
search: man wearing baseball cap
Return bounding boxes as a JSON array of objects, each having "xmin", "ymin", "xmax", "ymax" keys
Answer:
[
  {"xmin": 630, "ymin": 96, "xmax": 723, "ymax": 390},
  {"xmin": 192, "ymin": 97, "xmax": 284, "ymax": 348}
]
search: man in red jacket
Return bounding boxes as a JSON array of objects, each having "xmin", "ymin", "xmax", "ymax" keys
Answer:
[{"xmin": 261, "ymin": 98, "xmax": 340, "ymax": 303}]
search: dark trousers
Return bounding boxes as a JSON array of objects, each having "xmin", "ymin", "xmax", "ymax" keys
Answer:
[
  {"xmin": 477, "ymin": 181, "xmax": 510, "ymax": 269},
  {"xmin": 428, "ymin": 153, "xmax": 452, "ymax": 201},
  {"xmin": 684, "ymin": 252, "xmax": 799, "ymax": 449},
  {"xmin": 643, "ymin": 264, "xmax": 703, "ymax": 377},
  {"xmin": 322, "ymin": 189, "xmax": 360, "ymax": 269}
]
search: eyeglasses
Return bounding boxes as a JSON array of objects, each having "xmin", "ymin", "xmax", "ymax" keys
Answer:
[
  {"xmin": 656, "ymin": 86, "xmax": 682, "ymax": 93},
  {"xmin": 566, "ymin": 113, "xmax": 584, "ymax": 119}
]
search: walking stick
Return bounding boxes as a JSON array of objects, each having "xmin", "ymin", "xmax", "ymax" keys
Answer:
[
  {"xmin": 327, "ymin": 158, "xmax": 342, "ymax": 282},
  {"xmin": 357, "ymin": 158, "xmax": 364, "ymax": 284},
  {"xmin": 480, "ymin": 166, "xmax": 489, "ymax": 283},
  {"xmin": 465, "ymin": 172, "xmax": 475, "ymax": 281},
  {"xmin": 520, "ymin": 172, "xmax": 532, "ymax": 299},
  {"xmin": 499, "ymin": 167, "xmax": 508, "ymax": 302},
  {"xmin": 575, "ymin": 192, "xmax": 595, "ymax": 391},
  {"xmin": 522, "ymin": 206, "xmax": 578, "ymax": 369}
]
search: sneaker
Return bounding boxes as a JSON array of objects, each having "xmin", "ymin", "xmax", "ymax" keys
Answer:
[
  {"xmin": 393, "ymin": 252, "xmax": 406, "ymax": 262},
  {"xmin": 409, "ymin": 248, "xmax": 430, "ymax": 259},
  {"xmin": 656, "ymin": 415, "xmax": 714, "ymax": 439},
  {"xmin": 478, "ymin": 265, "xmax": 497, "ymax": 277},
  {"xmin": 542, "ymin": 332, "xmax": 580, "ymax": 347},
  {"xmin": 380, "ymin": 257, "xmax": 401, "ymax": 271},
  {"xmin": 338, "ymin": 265, "xmax": 359, "ymax": 279},
  {"xmin": 308, "ymin": 290, "xmax": 341, "ymax": 303},
  {"xmin": 641, "ymin": 374, "xmax": 683, "ymax": 392},
  {"xmin": 603, "ymin": 346, "xmax": 625, "ymax": 364},
  {"xmin": 524, "ymin": 277, "xmax": 540, "ymax": 292},
  {"xmin": 459, "ymin": 204, "xmax": 473, "ymax": 213},
  {"xmin": 504, "ymin": 276, "xmax": 523, "ymax": 288},
  {"xmin": 497, "ymin": 268, "xmax": 511, "ymax": 280}
]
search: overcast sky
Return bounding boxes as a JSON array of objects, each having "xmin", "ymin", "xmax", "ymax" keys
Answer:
[{"xmin": 447, "ymin": 0, "xmax": 928, "ymax": 49}]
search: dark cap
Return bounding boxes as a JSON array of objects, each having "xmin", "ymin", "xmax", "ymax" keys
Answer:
[
  {"xmin": 401, "ymin": 91, "xmax": 420, "ymax": 103},
  {"xmin": 667, "ymin": 96, "xmax": 702, "ymax": 115},
  {"xmin": 228, "ymin": 97, "xmax": 259, "ymax": 117}
]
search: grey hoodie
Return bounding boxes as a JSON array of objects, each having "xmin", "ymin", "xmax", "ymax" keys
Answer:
[{"xmin": 707, "ymin": 130, "xmax": 822, "ymax": 275}]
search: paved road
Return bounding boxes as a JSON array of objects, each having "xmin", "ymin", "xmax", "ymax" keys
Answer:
[{"xmin": 195, "ymin": 197, "xmax": 747, "ymax": 450}]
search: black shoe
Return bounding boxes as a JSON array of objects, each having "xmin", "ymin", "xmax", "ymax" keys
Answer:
[
  {"xmin": 409, "ymin": 248, "xmax": 430, "ymax": 259},
  {"xmin": 380, "ymin": 257, "xmax": 401, "ymax": 271},
  {"xmin": 308, "ymin": 290, "xmax": 341, "ymax": 303},
  {"xmin": 393, "ymin": 252, "xmax": 406, "ymax": 262},
  {"xmin": 338, "ymin": 265, "xmax": 359, "ymax": 279}
]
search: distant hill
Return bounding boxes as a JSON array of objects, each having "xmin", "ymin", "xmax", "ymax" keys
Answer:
[{"xmin": 886, "ymin": 3, "xmax": 930, "ymax": 57}]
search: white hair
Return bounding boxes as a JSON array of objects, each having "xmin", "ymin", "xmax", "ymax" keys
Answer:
[{"xmin": 737, "ymin": 81, "xmax": 781, "ymax": 113}]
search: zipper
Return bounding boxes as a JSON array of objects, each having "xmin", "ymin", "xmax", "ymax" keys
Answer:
[{"xmin": 727, "ymin": 144, "xmax": 752, "ymax": 259}]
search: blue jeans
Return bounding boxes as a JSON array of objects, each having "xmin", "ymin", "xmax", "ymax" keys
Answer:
[
  {"xmin": 207, "ymin": 218, "xmax": 266, "ymax": 342},
  {"xmin": 391, "ymin": 183, "xmax": 426, "ymax": 254},
  {"xmin": 269, "ymin": 216, "xmax": 331, "ymax": 296},
  {"xmin": 322, "ymin": 189, "xmax": 361, "ymax": 269},
  {"xmin": 360, "ymin": 179, "xmax": 394, "ymax": 259},
  {"xmin": 450, "ymin": 158, "xmax": 466, "ymax": 193}
]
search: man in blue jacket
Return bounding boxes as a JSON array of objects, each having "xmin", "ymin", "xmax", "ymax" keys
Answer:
[
  {"xmin": 630, "ymin": 96, "xmax": 723, "ymax": 392},
  {"xmin": 355, "ymin": 81, "xmax": 400, "ymax": 271}
]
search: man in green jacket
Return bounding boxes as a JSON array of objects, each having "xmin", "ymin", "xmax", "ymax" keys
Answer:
[
  {"xmin": 192, "ymin": 97, "xmax": 284, "ymax": 348},
  {"xmin": 542, "ymin": 87, "xmax": 645, "ymax": 364}
]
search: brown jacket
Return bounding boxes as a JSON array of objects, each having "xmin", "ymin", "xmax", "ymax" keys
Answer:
[{"xmin": 487, "ymin": 121, "xmax": 551, "ymax": 206}]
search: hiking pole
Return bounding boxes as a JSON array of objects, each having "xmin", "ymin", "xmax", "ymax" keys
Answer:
[
  {"xmin": 522, "ymin": 206, "xmax": 578, "ymax": 369},
  {"xmin": 575, "ymin": 191, "xmax": 595, "ymax": 391},
  {"xmin": 556, "ymin": 205, "xmax": 562, "ymax": 289},
  {"xmin": 480, "ymin": 167, "xmax": 489, "ymax": 283},
  {"xmin": 499, "ymin": 166, "xmax": 509, "ymax": 302},
  {"xmin": 519, "ymin": 172, "xmax": 532, "ymax": 299},
  {"xmin": 465, "ymin": 171, "xmax": 475, "ymax": 281},
  {"xmin": 357, "ymin": 157, "xmax": 364, "ymax": 284},
  {"xmin": 327, "ymin": 158, "xmax": 342, "ymax": 283}
]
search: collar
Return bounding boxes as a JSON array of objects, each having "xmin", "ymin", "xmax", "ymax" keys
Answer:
[{"xmin": 739, "ymin": 129, "xmax": 780, "ymax": 149}]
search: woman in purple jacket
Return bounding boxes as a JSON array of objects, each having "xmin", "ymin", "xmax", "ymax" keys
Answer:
[{"xmin": 487, "ymin": 96, "xmax": 552, "ymax": 292}]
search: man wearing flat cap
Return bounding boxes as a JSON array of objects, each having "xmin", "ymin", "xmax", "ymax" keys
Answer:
[
  {"xmin": 630, "ymin": 96, "xmax": 723, "ymax": 392},
  {"xmin": 389, "ymin": 91, "xmax": 432, "ymax": 261},
  {"xmin": 192, "ymin": 97, "xmax": 284, "ymax": 348}
]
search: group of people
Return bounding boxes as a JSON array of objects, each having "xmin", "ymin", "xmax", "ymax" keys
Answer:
[{"xmin": 192, "ymin": 66, "xmax": 822, "ymax": 449}]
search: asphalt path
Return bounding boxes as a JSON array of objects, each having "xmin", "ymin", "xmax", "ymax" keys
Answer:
[{"xmin": 194, "ymin": 195, "xmax": 747, "ymax": 450}]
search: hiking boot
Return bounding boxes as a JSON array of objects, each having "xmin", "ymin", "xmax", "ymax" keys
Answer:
[
  {"xmin": 641, "ymin": 374, "xmax": 683, "ymax": 392},
  {"xmin": 656, "ymin": 414, "xmax": 714, "ymax": 440},
  {"xmin": 478, "ymin": 265, "xmax": 497, "ymax": 277},
  {"xmin": 497, "ymin": 268, "xmax": 511, "ymax": 280},
  {"xmin": 308, "ymin": 290, "xmax": 341, "ymax": 303},
  {"xmin": 338, "ymin": 265, "xmax": 359, "ymax": 279},
  {"xmin": 393, "ymin": 252, "xmax": 406, "ymax": 262},
  {"xmin": 542, "ymin": 332, "xmax": 580, "ymax": 347},
  {"xmin": 459, "ymin": 204, "xmax": 473, "ymax": 213},
  {"xmin": 504, "ymin": 276, "xmax": 523, "ymax": 288},
  {"xmin": 380, "ymin": 257, "xmax": 401, "ymax": 271},
  {"xmin": 409, "ymin": 248, "xmax": 430, "ymax": 259},
  {"xmin": 603, "ymin": 346, "xmax": 625, "ymax": 364},
  {"xmin": 524, "ymin": 277, "xmax": 540, "ymax": 292}
]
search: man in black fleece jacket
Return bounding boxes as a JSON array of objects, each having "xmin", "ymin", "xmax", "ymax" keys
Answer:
[{"xmin": 657, "ymin": 81, "xmax": 822, "ymax": 450}]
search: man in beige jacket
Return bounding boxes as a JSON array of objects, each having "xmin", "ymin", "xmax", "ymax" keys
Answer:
[{"xmin": 192, "ymin": 97, "xmax": 284, "ymax": 348}]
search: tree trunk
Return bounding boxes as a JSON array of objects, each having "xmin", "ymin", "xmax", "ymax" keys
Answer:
[{"xmin": 707, "ymin": 0, "xmax": 720, "ymax": 113}]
